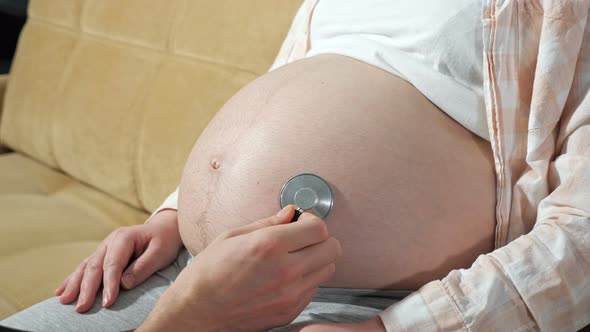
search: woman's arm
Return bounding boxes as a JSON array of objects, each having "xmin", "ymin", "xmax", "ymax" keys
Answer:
[
  {"xmin": 145, "ymin": 188, "xmax": 179, "ymax": 223},
  {"xmin": 380, "ymin": 3, "xmax": 590, "ymax": 331},
  {"xmin": 375, "ymin": 216, "xmax": 590, "ymax": 331}
]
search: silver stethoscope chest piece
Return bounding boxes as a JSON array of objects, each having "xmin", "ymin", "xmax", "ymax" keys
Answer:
[{"xmin": 280, "ymin": 173, "xmax": 333, "ymax": 219}]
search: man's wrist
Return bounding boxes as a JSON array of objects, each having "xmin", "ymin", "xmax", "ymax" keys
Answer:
[
  {"xmin": 139, "ymin": 308, "xmax": 218, "ymax": 331},
  {"xmin": 359, "ymin": 316, "xmax": 387, "ymax": 332},
  {"xmin": 138, "ymin": 269, "xmax": 220, "ymax": 332}
]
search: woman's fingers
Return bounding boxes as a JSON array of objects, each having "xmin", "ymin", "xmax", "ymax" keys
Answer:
[
  {"xmin": 120, "ymin": 243, "xmax": 169, "ymax": 290},
  {"xmin": 289, "ymin": 237, "xmax": 342, "ymax": 276},
  {"xmin": 54, "ymin": 274, "xmax": 71, "ymax": 296},
  {"xmin": 59, "ymin": 258, "xmax": 89, "ymax": 305},
  {"xmin": 75, "ymin": 245, "xmax": 108, "ymax": 313},
  {"xmin": 101, "ymin": 235, "xmax": 136, "ymax": 307}
]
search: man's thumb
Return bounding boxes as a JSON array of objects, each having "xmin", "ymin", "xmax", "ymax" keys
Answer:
[
  {"xmin": 229, "ymin": 205, "xmax": 295, "ymax": 237},
  {"xmin": 270, "ymin": 205, "xmax": 296, "ymax": 224}
]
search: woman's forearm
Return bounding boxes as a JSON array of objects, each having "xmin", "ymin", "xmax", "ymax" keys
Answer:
[
  {"xmin": 145, "ymin": 189, "xmax": 179, "ymax": 225},
  {"xmin": 148, "ymin": 208, "xmax": 179, "ymax": 227}
]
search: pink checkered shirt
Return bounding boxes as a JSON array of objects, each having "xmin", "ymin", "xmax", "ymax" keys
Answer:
[{"xmin": 271, "ymin": 0, "xmax": 590, "ymax": 330}]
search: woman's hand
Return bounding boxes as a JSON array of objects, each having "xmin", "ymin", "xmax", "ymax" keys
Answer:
[
  {"xmin": 139, "ymin": 205, "xmax": 342, "ymax": 332},
  {"xmin": 292, "ymin": 317, "xmax": 387, "ymax": 332},
  {"xmin": 54, "ymin": 209, "xmax": 182, "ymax": 313}
]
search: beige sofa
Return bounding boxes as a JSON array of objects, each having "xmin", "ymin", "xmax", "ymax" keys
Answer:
[{"xmin": 0, "ymin": 0, "xmax": 302, "ymax": 319}]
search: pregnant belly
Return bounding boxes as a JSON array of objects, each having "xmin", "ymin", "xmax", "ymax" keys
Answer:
[{"xmin": 177, "ymin": 54, "xmax": 496, "ymax": 290}]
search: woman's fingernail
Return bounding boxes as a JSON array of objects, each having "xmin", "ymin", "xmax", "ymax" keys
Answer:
[
  {"xmin": 122, "ymin": 274, "xmax": 135, "ymax": 288},
  {"xmin": 102, "ymin": 291, "xmax": 110, "ymax": 307},
  {"xmin": 75, "ymin": 299, "xmax": 84, "ymax": 312},
  {"xmin": 277, "ymin": 205, "xmax": 293, "ymax": 218}
]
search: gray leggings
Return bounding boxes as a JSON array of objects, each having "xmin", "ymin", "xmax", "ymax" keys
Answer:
[{"xmin": 1, "ymin": 248, "xmax": 408, "ymax": 332}]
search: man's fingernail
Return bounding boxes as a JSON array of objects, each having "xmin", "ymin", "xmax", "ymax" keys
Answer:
[
  {"xmin": 277, "ymin": 205, "xmax": 293, "ymax": 218},
  {"xmin": 102, "ymin": 291, "xmax": 110, "ymax": 307},
  {"xmin": 122, "ymin": 274, "xmax": 135, "ymax": 288}
]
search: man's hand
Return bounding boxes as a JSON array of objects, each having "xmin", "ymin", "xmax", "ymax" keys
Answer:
[
  {"xmin": 292, "ymin": 317, "xmax": 387, "ymax": 332},
  {"xmin": 55, "ymin": 209, "xmax": 182, "ymax": 312},
  {"xmin": 139, "ymin": 205, "xmax": 342, "ymax": 332}
]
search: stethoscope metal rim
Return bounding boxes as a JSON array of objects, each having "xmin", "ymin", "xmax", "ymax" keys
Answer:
[{"xmin": 279, "ymin": 173, "xmax": 334, "ymax": 219}]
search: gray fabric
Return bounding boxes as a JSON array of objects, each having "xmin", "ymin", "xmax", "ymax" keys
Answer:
[
  {"xmin": 1, "ymin": 248, "xmax": 410, "ymax": 332},
  {"xmin": 1, "ymin": 248, "xmax": 192, "ymax": 332},
  {"xmin": 269, "ymin": 288, "xmax": 410, "ymax": 332}
]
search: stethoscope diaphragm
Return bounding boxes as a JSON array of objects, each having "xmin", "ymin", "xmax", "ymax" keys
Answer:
[{"xmin": 280, "ymin": 173, "xmax": 333, "ymax": 220}]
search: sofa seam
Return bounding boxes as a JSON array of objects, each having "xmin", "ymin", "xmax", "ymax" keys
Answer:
[
  {"xmin": 47, "ymin": 24, "xmax": 81, "ymax": 173},
  {"xmin": 131, "ymin": 62, "xmax": 165, "ymax": 212},
  {"xmin": 133, "ymin": 0, "xmax": 188, "ymax": 212},
  {"xmin": 26, "ymin": 16, "xmax": 262, "ymax": 77}
]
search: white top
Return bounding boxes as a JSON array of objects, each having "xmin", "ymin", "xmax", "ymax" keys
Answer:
[{"xmin": 306, "ymin": 0, "xmax": 489, "ymax": 141}]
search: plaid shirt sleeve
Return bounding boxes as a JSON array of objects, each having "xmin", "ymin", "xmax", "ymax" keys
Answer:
[
  {"xmin": 379, "ymin": 215, "xmax": 590, "ymax": 331},
  {"xmin": 379, "ymin": 1, "xmax": 590, "ymax": 331}
]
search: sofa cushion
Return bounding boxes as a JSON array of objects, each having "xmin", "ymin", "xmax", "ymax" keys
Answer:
[
  {"xmin": 0, "ymin": 0, "xmax": 302, "ymax": 211},
  {"xmin": 0, "ymin": 153, "xmax": 148, "ymax": 318}
]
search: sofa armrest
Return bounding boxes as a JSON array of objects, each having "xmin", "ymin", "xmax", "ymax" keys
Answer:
[{"xmin": 0, "ymin": 74, "xmax": 10, "ymax": 154}]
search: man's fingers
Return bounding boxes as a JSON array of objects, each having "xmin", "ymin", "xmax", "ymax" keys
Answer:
[
  {"xmin": 270, "ymin": 213, "xmax": 331, "ymax": 252},
  {"xmin": 289, "ymin": 237, "xmax": 341, "ymax": 275},
  {"xmin": 301, "ymin": 263, "xmax": 337, "ymax": 290},
  {"xmin": 225, "ymin": 205, "xmax": 295, "ymax": 238},
  {"xmin": 296, "ymin": 286, "xmax": 319, "ymax": 315},
  {"xmin": 75, "ymin": 246, "xmax": 108, "ymax": 313},
  {"xmin": 101, "ymin": 236, "xmax": 135, "ymax": 307},
  {"xmin": 120, "ymin": 244, "xmax": 169, "ymax": 290}
]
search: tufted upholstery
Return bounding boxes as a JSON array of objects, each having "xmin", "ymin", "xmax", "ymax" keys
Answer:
[{"xmin": 0, "ymin": 0, "xmax": 302, "ymax": 319}]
